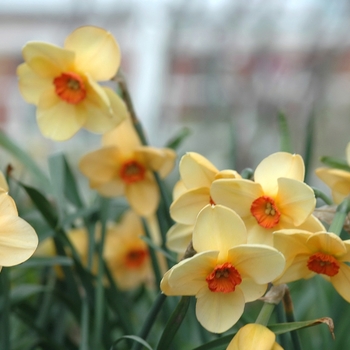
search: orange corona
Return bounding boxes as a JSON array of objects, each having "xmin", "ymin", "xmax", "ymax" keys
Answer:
[
  {"xmin": 120, "ymin": 160, "xmax": 146, "ymax": 184},
  {"xmin": 307, "ymin": 252, "xmax": 340, "ymax": 277},
  {"xmin": 250, "ymin": 196, "xmax": 281, "ymax": 228},
  {"xmin": 53, "ymin": 72, "xmax": 86, "ymax": 104},
  {"xmin": 206, "ymin": 262, "xmax": 242, "ymax": 293}
]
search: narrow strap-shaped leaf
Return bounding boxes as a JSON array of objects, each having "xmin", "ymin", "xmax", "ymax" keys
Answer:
[
  {"xmin": 111, "ymin": 335, "xmax": 153, "ymax": 350},
  {"xmin": 277, "ymin": 111, "xmax": 293, "ymax": 153},
  {"xmin": 320, "ymin": 156, "xmax": 350, "ymax": 172},
  {"xmin": 156, "ymin": 296, "xmax": 191, "ymax": 350}
]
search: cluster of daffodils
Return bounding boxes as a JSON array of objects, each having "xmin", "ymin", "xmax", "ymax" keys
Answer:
[
  {"xmin": 17, "ymin": 26, "xmax": 176, "ymax": 291},
  {"xmin": 162, "ymin": 148, "xmax": 350, "ymax": 341}
]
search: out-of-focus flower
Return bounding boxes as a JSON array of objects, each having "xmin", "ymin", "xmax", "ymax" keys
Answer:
[
  {"xmin": 211, "ymin": 152, "xmax": 323, "ymax": 246},
  {"xmin": 273, "ymin": 230, "xmax": 350, "ymax": 302},
  {"xmin": 161, "ymin": 205, "xmax": 285, "ymax": 333},
  {"xmin": 37, "ymin": 211, "xmax": 152, "ymax": 290},
  {"xmin": 315, "ymin": 142, "xmax": 350, "ymax": 204},
  {"xmin": 170, "ymin": 152, "xmax": 241, "ymax": 225},
  {"xmin": 227, "ymin": 324, "xmax": 283, "ymax": 350},
  {"xmin": 17, "ymin": 26, "xmax": 128, "ymax": 141},
  {"xmin": 79, "ymin": 118, "xmax": 176, "ymax": 216},
  {"xmin": 0, "ymin": 176, "xmax": 38, "ymax": 270}
]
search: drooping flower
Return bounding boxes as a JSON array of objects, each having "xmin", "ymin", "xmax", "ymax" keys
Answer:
[
  {"xmin": 273, "ymin": 229, "xmax": 350, "ymax": 302},
  {"xmin": 315, "ymin": 142, "xmax": 350, "ymax": 204},
  {"xmin": 170, "ymin": 152, "xmax": 241, "ymax": 225},
  {"xmin": 17, "ymin": 26, "xmax": 128, "ymax": 141},
  {"xmin": 211, "ymin": 152, "xmax": 324, "ymax": 246},
  {"xmin": 161, "ymin": 205, "xmax": 285, "ymax": 333},
  {"xmin": 79, "ymin": 118, "xmax": 176, "ymax": 217},
  {"xmin": 227, "ymin": 324, "xmax": 283, "ymax": 350},
  {"xmin": 0, "ymin": 176, "xmax": 38, "ymax": 270}
]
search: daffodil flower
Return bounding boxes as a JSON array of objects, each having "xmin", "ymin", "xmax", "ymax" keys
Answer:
[
  {"xmin": 170, "ymin": 152, "xmax": 241, "ymax": 225},
  {"xmin": 211, "ymin": 152, "xmax": 323, "ymax": 246},
  {"xmin": 227, "ymin": 323, "xmax": 283, "ymax": 350},
  {"xmin": 161, "ymin": 205, "xmax": 285, "ymax": 333},
  {"xmin": 17, "ymin": 26, "xmax": 128, "ymax": 140},
  {"xmin": 273, "ymin": 230, "xmax": 350, "ymax": 302},
  {"xmin": 315, "ymin": 142, "xmax": 350, "ymax": 204},
  {"xmin": 0, "ymin": 181, "xmax": 38, "ymax": 270},
  {"xmin": 79, "ymin": 118, "xmax": 176, "ymax": 216}
]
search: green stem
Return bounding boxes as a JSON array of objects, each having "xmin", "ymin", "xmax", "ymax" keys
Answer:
[
  {"xmin": 328, "ymin": 197, "xmax": 350, "ymax": 236},
  {"xmin": 255, "ymin": 302, "xmax": 276, "ymax": 326},
  {"xmin": 312, "ymin": 187, "xmax": 332, "ymax": 205},
  {"xmin": 283, "ymin": 287, "xmax": 302, "ymax": 350}
]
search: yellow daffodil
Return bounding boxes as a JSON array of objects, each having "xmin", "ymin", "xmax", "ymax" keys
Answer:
[
  {"xmin": 166, "ymin": 223, "xmax": 193, "ymax": 255},
  {"xmin": 315, "ymin": 142, "xmax": 350, "ymax": 204},
  {"xmin": 170, "ymin": 152, "xmax": 241, "ymax": 225},
  {"xmin": 161, "ymin": 205, "xmax": 285, "ymax": 333},
  {"xmin": 273, "ymin": 230, "xmax": 350, "ymax": 302},
  {"xmin": 227, "ymin": 324, "xmax": 283, "ymax": 350},
  {"xmin": 79, "ymin": 118, "xmax": 176, "ymax": 216},
  {"xmin": 37, "ymin": 211, "xmax": 152, "ymax": 290},
  {"xmin": 0, "ymin": 178, "xmax": 38, "ymax": 269},
  {"xmin": 211, "ymin": 152, "xmax": 323, "ymax": 246},
  {"xmin": 17, "ymin": 26, "xmax": 128, "ymax": 141}
]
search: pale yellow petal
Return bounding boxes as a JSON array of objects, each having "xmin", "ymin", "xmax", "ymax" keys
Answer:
[
  {"xmin": 306, "ymin": 232, "xmax": 346, "ymax": 257},
  {"xmin": 36, "ymin": 89, "xmax": 86, "ymax": 140},
  {"xmin": 0, "ymin": 193, "xmax": 18, "ymax": 216},
  {"xmin": 228, "ymin": 245, "xmax": 285, "ymax": 284},
  {"xmin": 135, "ymin": 147, "xmax": 176, "ymax": 178},
  {"xmin": 273, "ymin": 230, "xmax": 312, "ymax": 267},
  {"xmin": 17, "ymin": 63, "xmax": 52, "ymax": 105},
  {"xmin": 193, "ymin": 205, "xmax": 247, "ymax": 259},
  {"xmin": 346, "ymin": 142, "xmax": 350, "ymax": 165},
  {"xmin": 255, "ymin": 153, "xmax": 305, "ymax": 196},
  {"xmin": 245, "ymin": 218, "xmax": 275, "ymax": 245},
  {"xmin": 172, "ymin": 180, "xmax": 188, "ymax": 200},
  {"xmin": 296, "ymin": 214, "xmax": 326, "ymax": 232},
  {"xmin": 125, "ymin": 173, "xmax": 159, "ymax": 216},
  {"xmin": 92, "ymin": 179, "xmax": 125, "ymax": 197},
  {"xmin": 22, "ymin": 42, "xmax": 74, "ymax": 77},
  {"xmin": 196, "ymin": 286, "xmax": 245, "ymax": 333},
  {"xmin": 179, "ymin": 152, "xmax": 218, "ymax": 189},
  {"xmin": 102, "ymin": 117, "xmax": 141, "ymax": 151},
  {"xmin": 211, "ymin": 179, "xmax": 263, "ymax": 218},
  {"xmin": 277, "ymin": 178, "xmax": 316, "ymax": 226},
  {"xmin": 315, "ymin": 168, "xmax": 350, "ymax": 204},
  {"xmin": 238, "ymin": 278, "xmax": 267, "ymax": 302},
  {"xmin": 103, "ymin": 86, "xmax": 129, "ymax": 122},
  {"xmin": 65, "ymin": 26, "xmax": 120, "ymax": 81},
  {"xmin": 227, "ymin": 324, "xmax": 280, "ymax": 350},
  {"xmin": 273, "ymin": 254, "xmax": 313, "ymax": 285},
  {"xmin": 170, "ymin": 187, "xmax": 211, "ymax": 225},
  {"xmin": 79, "ymin": 146, "xmax": 121, "ymax": 182},
  {"xmin": 161, "ymin": 251, "xmax": 218, "ymax": 295},
  {"xmin": 330, "ymin": 263, "xmax": 350, "ymax": 302},
  {"xmin": 0, "ymin": 216, "xmax": 38, "ymax": 266},
  {"xmin": 82, "ymin": 85, "xmax": 125, "ymax": 134},
  {"xmin": 166, "ymin": 223, "xmax": 193, "ymax": 254}
]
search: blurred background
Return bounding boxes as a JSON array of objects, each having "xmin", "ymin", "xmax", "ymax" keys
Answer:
[{"xmin": 1, "ymin": 0, "xmax": 350, "ymax": 185}]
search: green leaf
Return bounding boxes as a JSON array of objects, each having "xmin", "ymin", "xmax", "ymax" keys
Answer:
[
  {"xmin": 165, "ymin": 127, "xmax": 191, "ymax": 150},
  {"xmin": 277, "ymin": 112, "xmax": 293, "ymax": 153},
  {"xmin": 0, "ymin": 129, "xmax": 50, "ymax": 192},
  {"xmin": 320, "ymin": 156, "xmax": 350, "ymax": 172},
  {"xmin": 192, "ymin": 334, "xmax": 233, "ymax": 350},
  {"xmin": 156, "ymin": 296, "xmax": 191, "ymax": 350},
  {"xmin": 18, "ymin": 256, "xmax": 73, "ymax": 268},
  {"xmin": 111, "ymin": 335, "xmax": 153, "ymax": 350}
]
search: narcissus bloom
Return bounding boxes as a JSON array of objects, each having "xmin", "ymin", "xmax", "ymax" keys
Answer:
[
  {"xmin": 79, "ymin": 118, "xmax": 176, "ymax": 216},
  {"xmin": 0, "ymin": 178, "xmax": 38, "ymax": 270},
  {"xmin": 273, "ymin": 230, "xmax": 350, "ymax": 302},
  {"xmin": 17, "ymin": 26, "xmax": 128, "ymax": 140},
  {"xmin": 161, "ymin": 205, "xmax": 285, "ymax": 333},
  {"xmin": 170, "ymin": 152, "xmax": 241, "ymax": 225},
  {"xmin": 227, "ymin": 324, "xmax": 283, "ymax": 350},
  {"xmin": 211, "ymin": 152, "xmax": 323, "ymax": 246},
  {"xmin": 315, "ymin": 142, "xmax": 350, "ymax": 204}
]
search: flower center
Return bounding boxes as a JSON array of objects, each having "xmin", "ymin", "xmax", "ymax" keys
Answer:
[
  {"xmin": 120, "ymin": 160, "xmax": 146, "ymax": 184},
  {"xmin": 307, "ymin": 252, "xmax": 340, "ymax": 277},
  {"xmin": 53, "ymin": 72, "xmax": 86, "ymax": 104},
  {"xmin": 125, "ymin": 248, "xmax": 148, "ymax": 268},
  {"xmin": 250, "ymin": 196, "xmax": 281, "ymax": 228},
  {"xmin": 206, "ymin": 262, "xmax": 242, "ymax": 293}
]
